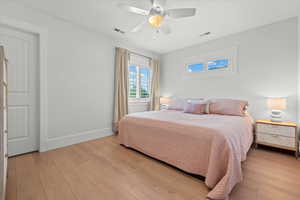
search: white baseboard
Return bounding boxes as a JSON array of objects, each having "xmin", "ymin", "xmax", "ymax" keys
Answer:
[{"xmin": 45, "ymin": 128, "xmax": 114, "ymax": 151}]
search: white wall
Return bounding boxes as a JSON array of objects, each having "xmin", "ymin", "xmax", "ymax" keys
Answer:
[
  {"xmin": 161, "ymin": 18, "xmax": 298, "ymax": 122},
  {"xmin": 0, "ymin": 1, "xmax": 159, "ymax": 150}
]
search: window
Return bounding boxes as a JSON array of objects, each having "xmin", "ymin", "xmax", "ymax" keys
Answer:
[
  {"xmin": 187, "ymin": 63, "xmax": 205, "ymax": 72},
  {"xmin": 128, "ymin": 54, "xmax": 151, "ymax": 100},
  {"xmin": 184, "ymin": 47, "xmax": 237, "ymax": 75},
  {"xmin": 207, "ymin": 59, "xmax": 229, "ymax": 70},
  {"xmin": 129, "ymin": 65, "xmax": 137, "ymax": 98},
  {"xmin": 128, "ymin": 65, "xmax": 150, "ymax": 99},
  {"xmin": 139, "ymin": 67, "xmax": 150, "ymax": 98},
  {"xmin": 186, "ymin": 59, "xmax": 230, "ymax": 73}
]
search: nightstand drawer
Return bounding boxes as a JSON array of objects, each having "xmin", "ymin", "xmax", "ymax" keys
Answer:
[
  {"xmin": 256, "ymin": 132, "xmax": 295, "ymax": 148},
  {"xmin": 256, "ymin": 123, "xmax": 295, "ymax": 137}
]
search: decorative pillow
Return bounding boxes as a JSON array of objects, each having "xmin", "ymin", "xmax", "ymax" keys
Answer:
[
  {"xmin": 167, "ymin": 97, "xmax": 185, "ymax": 111},
  {"xmin": 208, "ymin": 99, "xmax": 248, "ymax": 116},
  {"xmin": 183, "ymin": 102, "xmax": 207, "ymax": 114}
]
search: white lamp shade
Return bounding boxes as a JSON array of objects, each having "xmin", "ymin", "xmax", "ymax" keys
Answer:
[
  {"xmin": 267, "ymin": 97, "xmax": 286, "ymax": 110},
  {"xmin": 160, "ymin": 97, "xmax": 171, "ymax": 105}
]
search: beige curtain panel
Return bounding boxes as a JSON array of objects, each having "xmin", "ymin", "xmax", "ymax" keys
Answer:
[
  {"xmin": 113, "ymin": 47, "xmax": 129, "ymax": 132},
  {"xmin": 149, "ymin": 59, "xmax": 160, "ymax": 111}
]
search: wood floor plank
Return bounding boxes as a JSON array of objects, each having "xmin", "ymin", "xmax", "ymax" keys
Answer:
[
  {"xmin": 15, "ymin": 154, "xmax": 48, "ymax": 200},
  {"xmin": 84, "ymin": 140, "xmax": 200, "ymax": 200},
  {"xmin": 31, "ymin": 152, "xmax": 78, "ymax": 200},
  {"xmin": 5, "ymin": 157, "xmax": 17, "ymax": 200},
  {"xmin": 48, "ymin": 144, "xmax": 138, "ymax": 200},
  {"xmin": 79, "ymin": 141, "xmax": 179, "ymax": 200},
  {"xmin": 46, "ymin": 147, "xmax": 105, "ymax": 200},
  {"xmin": 71, "ymin": 143, "xmax": 141, "ymax": 200},
  {"xmin": 6, "ymin": 136, "xmax": 300, "ymax": 200}
]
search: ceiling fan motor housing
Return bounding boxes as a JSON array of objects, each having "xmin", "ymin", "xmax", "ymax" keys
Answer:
[{"xmin": 150, "ymin": 6, "xmax": 164, "ymax": 17}]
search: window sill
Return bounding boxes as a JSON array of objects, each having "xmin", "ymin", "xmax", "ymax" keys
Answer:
[{"xmin": 129, "ymin": 99, "xmax": 150, "ymax": 104}]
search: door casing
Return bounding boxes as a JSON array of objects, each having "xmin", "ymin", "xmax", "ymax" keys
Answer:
[{"xmin": 0, "ymin": 16, "xmax": 48, "ymax": 152}]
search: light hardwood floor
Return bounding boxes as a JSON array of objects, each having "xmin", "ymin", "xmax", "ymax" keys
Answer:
[{"xmin": 6, "ymin": 136, "xmax": 300, "ymax": 200}]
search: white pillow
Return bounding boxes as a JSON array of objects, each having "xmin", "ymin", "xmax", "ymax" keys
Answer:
[
  {"xmin": 167, "ymin": 97, "xmax": 185, "ymax": 110},
  {"xmin": 185, "ymin": 98, "xmax": 205, "ymax": 104}
]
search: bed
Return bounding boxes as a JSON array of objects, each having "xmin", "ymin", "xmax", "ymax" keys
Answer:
[{"xmin": 118, "ymin": 110, "xmax": 254, "ymax": 200}]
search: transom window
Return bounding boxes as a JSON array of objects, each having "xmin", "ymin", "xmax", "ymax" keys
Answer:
[
  {"xmin": 185, "ymin": 47, "xmax": 237, "ymax": 75},
  {"xmin": 186, "ymin": 59, "xmax": 230, "ymax": 73},
  {"xmin": 207, "ymin": 59, "xmax": 229, "ymax": 70},
  {"xmin": 187, "ymin": 63, "xmax": 205, "ymax": 72}
]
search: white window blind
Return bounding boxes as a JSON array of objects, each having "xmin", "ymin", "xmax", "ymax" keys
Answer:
[{"xmin": 129, "ymin": 53, "xmax": 150, "ymax": 67}]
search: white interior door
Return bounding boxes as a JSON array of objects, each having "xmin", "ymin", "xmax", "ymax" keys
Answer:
[{"xmin": 0, "ymin": 26, "xmax": 39, "ymax": 156}]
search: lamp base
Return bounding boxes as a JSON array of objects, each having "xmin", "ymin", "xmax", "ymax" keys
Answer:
[
  {"xmin": 270, "ymin": 110, "xmax": 282, "ymax": 122},
  {"xmin": 160, "ymin": 104, "xmax": 169, "ymax": 110}
]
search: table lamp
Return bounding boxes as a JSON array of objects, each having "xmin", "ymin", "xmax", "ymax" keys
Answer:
[{"xmin": 267, "ymin": 97, "xmax": 286, "ymax": 122}]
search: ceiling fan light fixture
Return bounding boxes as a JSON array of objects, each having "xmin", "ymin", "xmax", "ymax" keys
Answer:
[
  {"xmin": 118, "ymin": 0, "xmax": 196, "ymax": 34},
  {"xmin": 148, "ymin": 15, "xmax": 163, "ymax": 27}
]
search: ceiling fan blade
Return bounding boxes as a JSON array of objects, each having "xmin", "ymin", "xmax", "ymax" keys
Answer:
[
  {"xmin": 131, "ymin": 21, "xmax": 147, "ymax": 33},
  {"xmin": 159, "ymin": 23, "xmax": 171, "ymax": 34},
  {"xmin": 118, "ymin": 3, "xmax": 149, "ymax": 16},
  {"xmin": 166, "ymin": 8, "xmax": 196, "ymax": 19},
  {"xmin": 151, "ymin": 0, "xmax": 166, "ymax": 7}
]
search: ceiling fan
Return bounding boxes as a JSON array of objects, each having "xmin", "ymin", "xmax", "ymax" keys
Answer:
[{"xmin": 118, "ymin": 0, "xmax": 196, "ymax": 34}]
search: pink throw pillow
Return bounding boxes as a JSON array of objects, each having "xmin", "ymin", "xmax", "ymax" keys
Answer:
[{"xmin": 209, "ymin": 99, "xmax": 248, "ymax": 116}]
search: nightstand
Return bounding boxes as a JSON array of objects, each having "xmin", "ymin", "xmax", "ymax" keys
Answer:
[{"xmin": 255, "ymin": 120, "xmax": 299, "ymax": 158}]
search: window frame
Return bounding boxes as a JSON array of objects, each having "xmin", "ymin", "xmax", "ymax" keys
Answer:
[
  {"xmin": 207, "ymin": 59, "xmax": 230, "ymax": 71},
  {"xmin": 185, "ymin": 58, "xmax": 232, "ymax": 74},
  {"xmin": 184, "ymin": 47, "xmax": 238, "ymax": 76},
  {"xmin": 128, "ymin": 63, "xmax": 151, "ymax": 103}
]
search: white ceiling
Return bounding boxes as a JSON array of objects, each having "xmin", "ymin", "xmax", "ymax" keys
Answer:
[{"xmin": 7, "ymin": 0, "xmax": 300, "ymax": 54}]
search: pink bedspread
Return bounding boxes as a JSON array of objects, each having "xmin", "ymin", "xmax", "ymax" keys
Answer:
[{"xmin": 119, "ymin": 110, "xmax": 254, "ymax": 200}]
